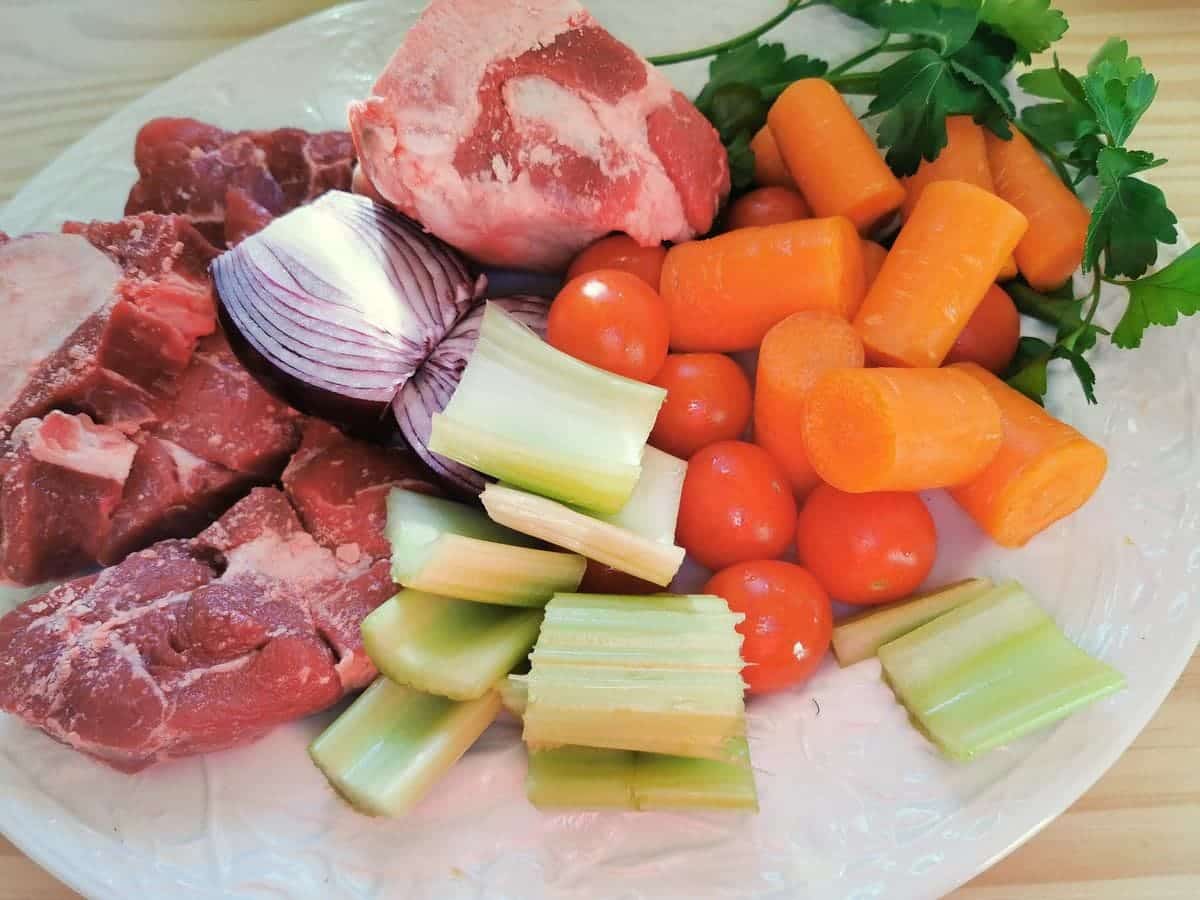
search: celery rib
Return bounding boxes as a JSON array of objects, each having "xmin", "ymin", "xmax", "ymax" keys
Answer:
[
  {"xmin": 522, "ymin": 593, "xmax": 748, "ymax": 763},
  {"xmin": 479, "ymin": 446, "xmax": 687, "ymax": 587},
  {"xmin": 309, "ymin": 679, "xmax": 500, "ymax": 817},
  {"xmin": 362, "ymin": 590, "xmax": 543, "ymax": 701},
  {"xmin": 429, "ymin": 304, "xmax": 666, "ymax": 514},
  {"xmin": 878, "ymin": 581, "xmax": 1126, "ymax": 761},
  {"xmin": 387, "ymin": 488, "xmax": 585, "ymax": 606},
  {"xmin": 832, "ymin": 578, "xmax": 995, "ymax": 667}
]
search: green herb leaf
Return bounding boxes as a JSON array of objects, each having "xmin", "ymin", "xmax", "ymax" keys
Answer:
[
  {"xmin": 872, "ymin": 4, "xmax": 979, "ymax": 54},
  {"xmin": 1080, "ymin": 41, "xmax": 1157, "ymax": 148},
  {"xmin": 1006, "ymin": 280, "xmax": 1107, "ymax": 353},
  {"xmin": 976, "ymin": 0, "xmax": 1068, "ymax": 62},
  {"xmin": 696, "ymin": 41, "xmax": 827, "ymax": 113},
  {"xmin": 1055, "ymin": 345, "xmax": 1097, "ymax": 404},
  {"xmin": 1112, "ymin": 245, "xmax": 1200, "ymax": 349},
  {"xmin": 1005, "ymin": 336, "xmax": 1054, "ymax": 403},
  {"xmin": 867, "ymin": 50, "xmax": 973, "ymax": 174},
  {"xmin": 726, "ymin": 130, "xmax": 758, "ymax": 192},
  {"xmin": 1084, "ymin": 147, "xmax": 1176, "ymax": 277}
]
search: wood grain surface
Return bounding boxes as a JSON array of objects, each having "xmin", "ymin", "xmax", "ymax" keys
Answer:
[{"xmin": 1, "ymin": 1, "xmax": 1197, "ymax": 898}]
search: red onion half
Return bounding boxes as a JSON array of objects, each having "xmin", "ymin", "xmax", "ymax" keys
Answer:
[{"xmin": 213, "ymin": 191, "xmax": 549, "ymax": 489}]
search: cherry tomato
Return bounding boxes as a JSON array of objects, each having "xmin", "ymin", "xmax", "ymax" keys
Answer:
[
  {"xmin": 676, "ymin": 441, "xmax": 797, "ymax": 571},
  {"xmin": 547, "ymin": 269, "xmax": 671, "ymax": 382},
  {"xmin": 566, "ymin": 235, "xmax": 667, "ymax": 289},
  {"xmin": 649, "ymin": 353, "xmax": 752, "ymax": 459},
  {"xmin": 795, "ymin": 484, "xmax": 937, "ymax": 606},
  {"xmin": 944, "ymin": 284, "xmax": 1021, "ymax": 374},
  {"xmin": 704, "ymin": 561, "xmax": 832, "ymax": 693},
  {"xmin": 579, "ymin": 559, "xmax": 660, "ymax": 595},
  {"xmin": 725, "ymin": 187, "xmax": 811, "ymax": 230}
]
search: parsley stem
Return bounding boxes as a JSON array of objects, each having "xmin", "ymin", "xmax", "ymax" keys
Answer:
[
  {"xmin": 1083, "ymin": 274, "xmax": 1104, "ymax": 329},
  {"xmin": 825, "ymin": 38, "xmax": 926, "ymax": 78},
  {"xmin": 647, "ymin": 1, "xmax": 816, "ymax": 66},
  {"xmin": 826, "ymin": 71, "xmax": 880, "ymax": 94}
]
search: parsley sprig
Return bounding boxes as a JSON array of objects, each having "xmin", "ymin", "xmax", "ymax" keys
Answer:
[{"xmin": 666, "ymin": 1, "xmax": 1198, "ymax": 405}]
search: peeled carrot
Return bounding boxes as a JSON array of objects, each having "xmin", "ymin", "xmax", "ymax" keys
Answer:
[
  {"xmin": 853, "ymin": 181, "xmax": 1028, "ymax": 368},
  {"xmin": 660, "ymin": 217, "xmax": 866, "ymax": 352},
  {"xmin": 900, "ymin": 115, "xmax": 1017, "ymax": 279},
  {"xmin": 750, "ymin": 126, "xmax": 795, "ymax": 188},
  {"xmin": 755, "ymin": 312, "xmax": 865, "ymax": 497},
  {"xmin": 948, "ymin": 363, "xmax": 1108, "ymax": 547},
  {"xmin": 861, "ymin": 240, "xmax": 888, "ymax": 288},
  {"xmin": 802, "ymin": 367, "xmax": 1003, "ymax": 493},
  {"xmin": 985, "ymin": 128, "xmax": 1091, "ymax": 291},
  {"xmin": 767, "ymin": 80, "xmax": 906, "ymax": 232}
]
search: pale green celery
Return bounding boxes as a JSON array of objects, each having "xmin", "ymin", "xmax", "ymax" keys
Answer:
[
  {"xmin": 499, "ymin": 675, "xmax": 529, "ymax": 718},
  {"xmin": 878, "ymin": 581, "xmax": 1126, "ymax": 761},
  {"xmin": 362, "ymin": 590, "xmax": 542, "ymax": 701},
  {"xmin": 309, "ymin": 678, "xmax": 500, "ymax": 817},
  {"xmin": 832, "ymin": 578, "xmax": 995, "ymax": 667},
  {"xmin": 523, "ymin": 593, "xmax": 747, "ymax": 762},
  {"xmin": 428, "ymin": 304, "xmax": 666, "ymax": 514},
  {"xmin": 526, "ymin": 747, "xmax": 637, "ymax": 809},
  {"xmin": 594, "ymin": 446, "xmax": 688, "ymax": 544},
  {"xmin": 481, "ymin": 484, "xmax": 685, "ymax": 587},
  {"xmin": 634, "ymin": 738, "xmax": 758, "ymax": 812},
  {"xmin": 526, "ymin": 740, "xmax": 757, "ymax": 812},
  {"xmin": 387, "ymin": 488, "xmax": 585, "ymax": 606}
]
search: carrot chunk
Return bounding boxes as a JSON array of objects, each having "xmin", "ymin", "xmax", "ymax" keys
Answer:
[
  {"xmin": 660, "ymin": 217, "xmax": 866, "ymax": 352},
  {"xmin": 853, "ymin": 181, "xmax": 1028, "ymax": 368},
  {"xmin": 802, "ymin": 367, "xmax": 1003, "ymax": 493},
  {"xmin": 750, "ymin": 126, "xmax": 795, "ymax": 188},
  {"xmin": 754, "ymin": 312, "xmax": 865, "ymax": 498},
  {"xmin": 948, "ymin": 363, "xmax": 1107, "ymax": 547},
  {"xmin": 767, "ymin": 79, "xmax": 906, "ymax": 232},
  {"xmin": 985, "ymin": 128, "xmax": 1091, "ymax": 291},
  {"xmin": 861, "ymin": 240, "xmax": 888, "ymax": 289}
]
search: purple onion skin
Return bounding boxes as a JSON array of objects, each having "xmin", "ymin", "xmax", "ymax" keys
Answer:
[{"xmin": 217, "ymin": 303, "xmax": 398, "ymax": 441}]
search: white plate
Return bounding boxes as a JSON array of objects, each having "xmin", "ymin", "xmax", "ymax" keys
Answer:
[{"xmin": 2, "ymin": 3, "xmax": 1197, "ymax": 898}]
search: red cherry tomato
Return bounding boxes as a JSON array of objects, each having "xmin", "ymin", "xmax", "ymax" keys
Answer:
[
  {"xmin": 676, "ymin": 441, "xmax": 797, "ymax": 571},
  {"xmin": 704, "ymin": 560, "xmax": 832, "ymax": 693},
  {"xmin": 725, "ymin": 186, "xmax": 811, "ymax": 230},
  {"xmin": 547, "ymin": 269, "xmax": 671, "ymax": 382},
  {"xmin": 649, "ymin": 353, "xmax": 752, "ymax": 459},
  {"xmin": 566, "ymin": 235, "xmax": 667, "ymax": 289},
  {"xmin": 944, "ymin": 284, "xmax": 1021, "ymax": 373},
  {"xmin": 579, "ymin": 559, "xmax": 661, "ymax": 595},
  {"xmin": 795, "ymin": 484, "xmax": 937, "ymax": 606}
]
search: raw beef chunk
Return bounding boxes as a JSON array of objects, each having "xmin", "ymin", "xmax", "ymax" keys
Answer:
[
  {"xmin": 349, "ymin": 0, "xmax": 729, "ymax": 270},
  {"xmin": 125, "ymin": 117, "xmax": 355, "ymax": 246},
  {"xmin": 0, "ymin": 413, "xmax": 137, "ymax": 583}
]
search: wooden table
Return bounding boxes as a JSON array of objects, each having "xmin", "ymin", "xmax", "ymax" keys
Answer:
[{"xmin": 0, "ymin": 1, "xmax": 1196, "ymax": 897}]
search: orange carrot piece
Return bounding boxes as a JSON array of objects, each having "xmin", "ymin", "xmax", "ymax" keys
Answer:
[
  {"xmin": 750, "ymin": 126, "xmax": 795, "ymax": 188},
  {"xmin": 767, "ymin": 79, "xmax": 906, "ymax": 232},
  {"xmin": 861, "ymin": 240, "xmax": 888, "ymax": 288},
  {"xmin": 985, "ymin": 128, "xmax": 1091, "ymax": 291},
  {"xmin": 754, "ymin": 312, "xmax": 865, "ymax": 497},
  {"xmin": 853, "ymin": 181, "xmax": 1028, "ymax": 368},
  {"xmin": 901, "ymin": 117, "xmax": 1018, "ymax": 280},
  {"xmin": 899, "ymin": 116, "xmax": 994, "ymax": 219},
  {"xmin": 802, "ymin": 367, "xmax": 1003, "ymax": 493},
  {"xmin": 948, "ymin": 363, "xmax": 1108, "ymax": 547},
  {"xmin": 660, "ymin": 217, "xmax": 866, "ymax": 352}
]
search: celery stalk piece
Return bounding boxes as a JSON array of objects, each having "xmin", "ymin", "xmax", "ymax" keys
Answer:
[
  {"xmin": 387, "ymin": 488, "xmax": 585, "ymax": 606},
  {"xmin": 832, "ymin": 578, "xmax": 995, "ymax": 667},
  {"xmin": 481, "ymin": 485, "xmax": 685, "ymax": 586},
  {"xmin": 526, "ymin": 747, "xmax": 637, "ymax": 809},
  {"xmin": 309, "ymin": 678, "xmax": 500, "ymax": 817},
  {"xmin": 525, "ymin": 740, "xmax": 758, "ymax": 812},
  {"xmin": 428, "ymin": 304, "xmax": 667, "ymax": 514},
  {"xmin": 362, "ymin": 590, "xmax": 543, "ymax": 701},
  {"xmin": 634, "ymin": 738, "xmax": 758, "ymax": 812},
  {"xmin": 523, "ymin": 593, "xmax": 748, "ymax": 762},
  {"xmin": 595, "ymin": 446, "xmax": 688, "ymax": 543},
  {"xmin": 878, "ymin": 581, "xmax": 1126, "ymax": 761},
  {"xmin": 500, "ymin": 675, "xmax": 529, "ymax": 718}
]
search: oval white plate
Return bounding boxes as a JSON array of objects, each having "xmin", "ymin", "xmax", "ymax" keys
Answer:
[{"xmin": 2, "ymin": 3, "xmax": 1198, "ymax": 898}]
